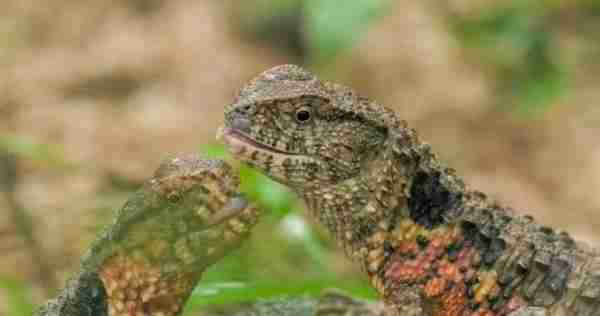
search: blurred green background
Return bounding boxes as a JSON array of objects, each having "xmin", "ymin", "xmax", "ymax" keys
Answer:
[{"xmin": 1, "ymin": 0, "xmax": 600, "ymax": 314}]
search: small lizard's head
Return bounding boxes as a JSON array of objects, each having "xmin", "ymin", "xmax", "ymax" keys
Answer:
[{"xmin": 219, "ymin": 65, "xmax": 399, "ymax": 192}]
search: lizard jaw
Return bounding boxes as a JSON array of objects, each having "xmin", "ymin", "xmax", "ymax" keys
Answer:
[
  {"xmin": 217, "ymin": 126, "xmax": 321, "ymax": 187},
  {"xmin": 217, "ymin": 126, "xmax": 298, "ymax": 157}
]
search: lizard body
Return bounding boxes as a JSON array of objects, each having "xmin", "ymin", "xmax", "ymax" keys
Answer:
[{"xmin": 219, "ymin": 65, "xmax": 600, "ymax": 316}]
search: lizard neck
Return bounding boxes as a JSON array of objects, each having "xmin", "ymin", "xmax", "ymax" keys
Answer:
[
  {"xmin": 300, "ymin": 174, "xmax": 397, "ymax": 263},
  {"xmin": 298, "ymin": 131, "xmax": 417, "ymax": 261},
  {"xmin": 298, "ymin": 126, "xmax": 467, "ymax": 265}
]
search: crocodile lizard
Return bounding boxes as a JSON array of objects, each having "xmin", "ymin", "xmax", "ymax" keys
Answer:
[
  {"xmin": 219, "ymin": 65, "xmax": 600, "ymax": 316},
  {"xmin": 35, "ymin": 154, "xmax": 260, "ymax": 316}
]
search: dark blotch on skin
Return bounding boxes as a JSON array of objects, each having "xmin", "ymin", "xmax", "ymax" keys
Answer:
[
  {"xmin": 416, "ymin": 234, "xmax": 430, "ymax": 249},
  {"xmin": 79, "ymin": 272, "xmax": 109, "ymax": 316},
  {"xmin": 384, "ymin": 240, "xmax": 395, "ymax": 258},
  {"xmin": 48, "ymin": 272, "xmax": 108, "ymax": 316},
  {"xmin": 408, "ymin": 171, "xmax": 461, "ymax": 228},
  {"xmin": 484, "ymin": 238, "xmax": 506, "ymax": 267},
  {"xmin": 545, "ymin": 259, "xmax": 571, "ymax": 293},
  {"xmin": 446, "ymin": 242, "xmax": 462, "ymax": 262},
  {"xmin": 461, "ymin": 221, "xmax": 506, "ymax": 268}
]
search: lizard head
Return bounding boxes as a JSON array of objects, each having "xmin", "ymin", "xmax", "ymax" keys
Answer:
[{"xmin": 219, "ymin": 65, "xmax": 401, "ymax": 192}]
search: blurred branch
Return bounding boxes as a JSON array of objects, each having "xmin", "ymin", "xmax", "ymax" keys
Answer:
[
  {"xmin": 0, "ymin": 151, "xmax": 59, "ymax": 295},
  {"xmin": 197, "ymin": 290, "xmax": 384, "ymax": 316}
]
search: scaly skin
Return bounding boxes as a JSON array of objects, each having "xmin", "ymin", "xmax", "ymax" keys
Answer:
[
  {"xmin": 35, "ymin": 154, "xmax": 260, "ymax": 316},
  {"xmin": 219, "ymin": 65, "xmax": 600, "ymax": 316}
]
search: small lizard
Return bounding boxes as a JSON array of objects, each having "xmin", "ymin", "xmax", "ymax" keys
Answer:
[
  {"xmin": 219, "ymin": 65, "xmax": 600, "ymax": 316},
  {"xmin": 35, "ymin": 154, "xmax": 260, "ymax": 316}
]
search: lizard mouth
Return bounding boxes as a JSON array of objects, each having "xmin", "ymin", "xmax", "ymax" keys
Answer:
[{"xmin": 218, "ymin": 127, "xmax": 297, "ymax": 156}]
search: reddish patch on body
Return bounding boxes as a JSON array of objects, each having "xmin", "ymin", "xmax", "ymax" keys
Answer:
[
  {"xmin": 470, "ymin": 308, "xmax": 497, "ymax": 316},
  {"xmin": 424, "ymin": 277, "xmax": 448, "ymax": 298},
  {"xmin": 385, "ymin": 234, "xmax": 454, "ymax": 282},
  {"xmin": 455, "ymin": 247, "xmax": 478, "ymax": 278},
  {"xmin": 436, "ymin": 284, "xmax": 468, "ymax": 316},
  {"xmin": 497, "ymin": 296, "xmax": 527, "ymax": 316},
  {"xmin": 397, "ymin": 239, "xmax": 419, "ymax": 254},
  {"xmin": 382, "ymin": 220, "xmax": 515, "ymax": 316}
]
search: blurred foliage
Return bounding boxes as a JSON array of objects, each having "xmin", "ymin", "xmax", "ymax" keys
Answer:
[
  {"xmin": 451, "ymin": 1, "xmax": 567, "ymax": 115},
  {"xmin": 0, "ymin": 279, "xmax": 35, "ymax": 316},
  {"xmin": 0, "ymin": 134, "xmax": 69, "ymax": 168},
  {"xmin": 228, "ymin": 0, "xmax": 306, "ymax": 59},
  {"xmin": 304, "ymin": 0, "xmax": 391, "ymax": 65},
  {"xmin": 228, "ymin": 0, "xmax": 391, "ymax": 65}
]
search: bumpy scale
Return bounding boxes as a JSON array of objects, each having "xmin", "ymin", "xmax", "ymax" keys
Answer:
[{"xmin": 220, "ymin": 65, "xmax": 600, "ymax": 316}]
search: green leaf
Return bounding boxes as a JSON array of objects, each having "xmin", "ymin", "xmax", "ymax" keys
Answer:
[
  {"xmin": 278, "ymin": 214, "xmax": 330, "ymax": 268},
  {"xmin": 199, "ymin": 143, "xmax": 229, "ymax": 160},
  {"xmin": 241, "ymin": 167, "xmax": 295, "ymax": 218}
]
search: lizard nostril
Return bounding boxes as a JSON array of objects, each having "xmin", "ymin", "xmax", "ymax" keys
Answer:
[{"xmin": 236, "ymin": 104, "xmax": 253, "ymax": 115}]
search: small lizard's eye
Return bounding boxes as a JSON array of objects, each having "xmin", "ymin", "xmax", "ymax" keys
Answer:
[{"xmin": 295, "ymin": 107, "xmax": 312, "ymax": 123}]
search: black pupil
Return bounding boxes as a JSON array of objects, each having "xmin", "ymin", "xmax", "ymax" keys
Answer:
[{"xmin": 296, "ymin": 110, "xmax": 311, "ymax": 122}]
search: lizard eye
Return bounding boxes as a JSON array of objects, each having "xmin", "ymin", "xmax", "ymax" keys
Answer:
[{"xmin": 295, "ymin": 107, "xmax": 312, "ymax": 123}]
